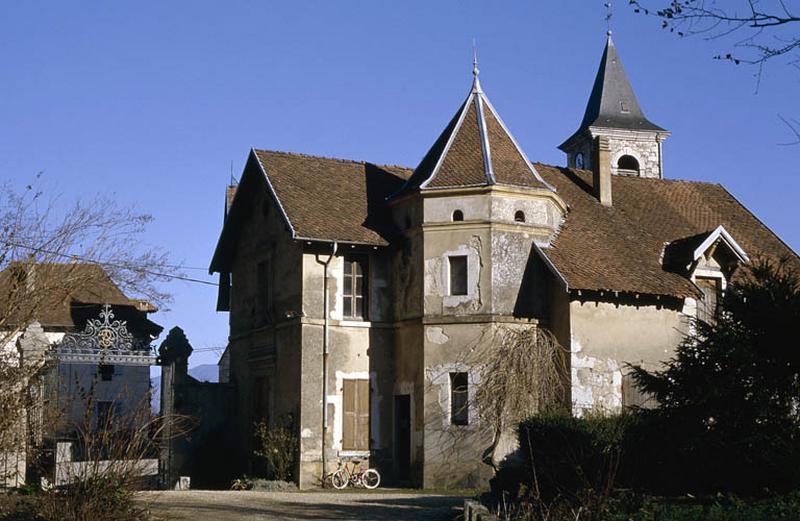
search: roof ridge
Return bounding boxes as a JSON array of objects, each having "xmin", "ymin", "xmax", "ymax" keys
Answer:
[
  {"xmin": 254, "ymin": 148, "xmax": 411, "ymax": 171},
  {"xmin": 533, "ymin": 162, "xmax": 722, "ymax": 186}
]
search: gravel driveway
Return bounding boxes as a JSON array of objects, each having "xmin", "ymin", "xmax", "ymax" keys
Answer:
[{"xmin": 138, "ymin": 490, "xmax": 467, "ymax": 521}]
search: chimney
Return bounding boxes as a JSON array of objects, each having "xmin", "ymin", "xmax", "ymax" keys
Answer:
[{"xmin": 592, "ymin": 136, "xmax": 612, "ymax": 206}]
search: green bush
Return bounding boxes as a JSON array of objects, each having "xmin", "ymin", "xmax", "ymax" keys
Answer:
[{"xmin": 508, "ymin": 413, "xmax": 632, "ymax": 502}]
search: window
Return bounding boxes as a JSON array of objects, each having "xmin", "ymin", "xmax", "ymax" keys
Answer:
[
  {"xmin": 98, "ymin": 364, "xmax": 114, "ymax": 381},
  {"xmin": 514, "ymin": 210, "xmax": 526, "ymax": 223},
  {"xmin": 617, "ymin": 155, "xmax": 640, "ymax": 176},
  {"xmin": 342, "ymin": 379, "xmax": 370, "ymax": 450},
  {"xmin": 257, "ymin": 259, "xmax": 272, "ymax": 324},
  {"xmin": 575, "ymin": 152, "xmax": 585, "ymax": 169},
  {"xmin": 452, "ymin": 209, "xmax": 464, "ymax": 222},
  {"xmin": 343, "ymin": 256, "xmax": 368, "ymax": 319},
  {"xmin": 696, "ymin": 277, "xmax": 721, "ymax": 324},
  {"xmin": 449, "ymin": 256, "xmax": 468, "ymax": 296},
  {"xmin": 620, "ymin": 100, "xmax": 630, "ymax": 113},
  {"xmin": 450, "ymin": 372, "xmax": 469, "ymax": 425}
]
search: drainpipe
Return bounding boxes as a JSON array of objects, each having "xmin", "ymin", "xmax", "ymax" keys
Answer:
[{"xmin": 317, "ymin": 241, "xmax": 337, "ymax": 482}]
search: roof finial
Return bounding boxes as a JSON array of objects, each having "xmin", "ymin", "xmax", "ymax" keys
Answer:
[
  {"xmin": 472, "ymin": 38, "xmax": 482, "ymax": 93},
  {"xmin": 605, "ymin": 0, "xmax": 613, "ymax": 37}
]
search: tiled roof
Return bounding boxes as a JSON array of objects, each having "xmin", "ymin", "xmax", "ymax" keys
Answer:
[
  {"xmin": 0, "ymin": 263, "xmax": 160, "ymax": 331},
  {"xmin": 535, "ymin": 164, "xmax": 799, "ymax": 297},
  {"xmin": 254, "ymin": 149, "xmax": 412, "ymax": 246},
  {"xmin": 397, "ymin": 74, "xmax": 552, "ymax": 194},
  {"xmin": 212, "ymin": 151, "xmax": 796, "ymax": 300}
]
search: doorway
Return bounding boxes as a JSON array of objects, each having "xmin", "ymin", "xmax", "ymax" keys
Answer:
[{"xmin": 393, "ymin": 395, "xmax": 411, "ymax": 482}]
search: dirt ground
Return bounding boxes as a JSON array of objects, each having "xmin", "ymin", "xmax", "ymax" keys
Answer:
[{"xmin": 138, "ymin": 489, "xmax": 468, "ymax": 521}]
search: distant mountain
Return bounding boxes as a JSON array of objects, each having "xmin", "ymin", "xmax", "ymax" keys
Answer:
[{"xmin": 150, "ymin": 363, "xmax": 219, "ymax": 413}]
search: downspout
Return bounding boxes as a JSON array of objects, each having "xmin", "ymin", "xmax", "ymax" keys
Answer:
[{"xmin": 317, "ymin": 241, "xmax": 337, "ymax": 482}]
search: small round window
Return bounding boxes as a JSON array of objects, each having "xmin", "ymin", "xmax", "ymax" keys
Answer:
[
  {"xmin": 514, "ymin": 210, "xmax": 525, "ymax": 223},
  {"xmin": 452, "ymin": 210, "xmax": 464, "ymax": 222}
]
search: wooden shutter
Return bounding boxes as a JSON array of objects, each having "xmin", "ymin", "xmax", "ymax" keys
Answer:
[{"xmin": 342, "ymin": 379, "xmax": 369, "ymax": 451}]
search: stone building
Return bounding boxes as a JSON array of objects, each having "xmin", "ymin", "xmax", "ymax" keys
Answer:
[
  {"xmin": 209, "ymin": 36, "xmax": 800, "ymax": 488},
  {"xmin": 0, "ymin": 263, "xmax": 160, "ymax": 487}
]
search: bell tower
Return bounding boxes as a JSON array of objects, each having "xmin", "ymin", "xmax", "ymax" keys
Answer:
[{"xmin": 559, "ymin": 34, "xmax": 670, "ymax": 178}]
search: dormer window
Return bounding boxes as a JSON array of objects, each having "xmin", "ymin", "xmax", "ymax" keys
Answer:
[
  {"xmin": 696, "ymin": 277, "xmax": 721, "ymax": 324},
  {"xmin": 514, "ymin": 211, "xmax": 525, "ymax": 223},
  {"xmin": 575, "ymin": 152, "xmax": 585, "ymax": 169},
  {"xmin": 452, "ymin": 210, "xmax": 464, "ymax": 222},
  {"xmin": 620, "ymin": 100, "xmax": 629, "ymax": 113},
  {"xmin": 617, "ymin": 155, "xmax": 640, "ymax": 176}
]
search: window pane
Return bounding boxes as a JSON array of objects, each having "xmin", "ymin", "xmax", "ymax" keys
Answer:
[
  {"xmin": 344, "ymin": 261, "xmax": 352, "ymax": 276},
  {"xmin": 354, "ymin": 261, "xmax": 363, "ymax": 276},
  {"xmin": 449, "ymin": 256, "xmax": 468, "ymax": 296},
  {"xmin": 354, "ymin": 296, "xmax": 364, "ymax": 317},
  {"xmin": 343, "ymin": 296, "xmax": 352, "ymax": 316},
  {"xmin": 450, "ymin": 372, "xmax": 469, "ymax": 425}
]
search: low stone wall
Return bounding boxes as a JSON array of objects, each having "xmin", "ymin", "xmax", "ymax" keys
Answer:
[
  {"xmin": 54, "ymin": 442, "xmax": 158, "ymax": 487},
  {"xmin": 463, "ymin": 499, "xmax": 499, "ymax": 521}
]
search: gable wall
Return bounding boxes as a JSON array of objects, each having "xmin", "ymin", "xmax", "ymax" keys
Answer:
[{"xmin": 568, "ymin": 295, "xmax": 689, "ymax": 415}]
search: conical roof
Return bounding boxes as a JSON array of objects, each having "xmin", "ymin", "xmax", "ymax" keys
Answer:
[
  {"xmin": 560, "ymin": 35, "xmax": 665, "ymax": 149},
  {"xmin": 397, "ymin": 69, "xmax": 553, "ymax": 195}
]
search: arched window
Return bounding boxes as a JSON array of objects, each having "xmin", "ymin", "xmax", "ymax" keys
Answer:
[
  {"xmin": 452, "ymin": 210, "xmax": 464, "ymax": 222},
  {"xmin": 514, "ymin": 210, "xmax": 525, "ymax": 223},
  {"xmin": 617, "ymin": 155, "xmax": 640, "ymax": 176},
  {"xmin": 575, "ymin": 152, "xmax": 585, "ymax": 169}
]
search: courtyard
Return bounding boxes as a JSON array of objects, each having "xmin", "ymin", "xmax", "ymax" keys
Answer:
[{"xmin": 138, "ymin": 490, "xmax": 467, "ymax": 521}]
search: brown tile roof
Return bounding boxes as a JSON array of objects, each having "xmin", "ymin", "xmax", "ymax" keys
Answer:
[
  {"xmin": 255, "ymin": 149, "xmax": 412, "ymax": 246},
  {"xmin": 0, "ymin": 263, "xmax": 160, "ymax": 331},
  {"xmin": 212, "ymin": 150, "xmax": 797, "ymax": 301},
  {"xmin": 535, "ymin": 164, "xmax": 800, "ymax": 297},
  {"xmin": 398, "ymin": 80, "xmax": 552, "ymax": 194}
]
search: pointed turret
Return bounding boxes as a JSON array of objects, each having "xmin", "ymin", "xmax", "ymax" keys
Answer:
[
  {"xmin": 396, "ymin": 62, "xmax": 554, "ymax": 195},
  {"xmin": 560, "ymin": 34, "xmax": 670, "ymax": 179}
]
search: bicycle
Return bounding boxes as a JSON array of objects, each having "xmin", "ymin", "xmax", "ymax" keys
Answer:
[{"xmin": 329, "ymin": 458, "xmax": 381, "ymax": 490}]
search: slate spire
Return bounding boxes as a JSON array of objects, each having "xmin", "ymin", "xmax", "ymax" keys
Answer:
[{"xmin": 560, "ymin": 34, "xmax": 664, "ymax": 150}]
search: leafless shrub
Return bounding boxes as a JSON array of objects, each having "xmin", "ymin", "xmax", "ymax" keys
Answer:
[
  {"xmin": 475, "ymin": 326, "xmax": 570, "ymax": 433},
  {"xmin": 253, "ymin": 415, "xmax": 298, "ymax": 482}
]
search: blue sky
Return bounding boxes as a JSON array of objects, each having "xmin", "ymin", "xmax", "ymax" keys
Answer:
[{"xmin": 2, "ymin": 1, "xmax": 798, "ymax": 367}]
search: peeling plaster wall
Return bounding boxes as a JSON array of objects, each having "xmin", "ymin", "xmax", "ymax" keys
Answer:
[
  {"xmin": 297, "ymin": 248, "xmax": 394, "ymax": 489},
  {"xmin": 569, "ymin": 298, "xmax": 688, "ymax": 415},
  {"xmin": 421, "ymin": 322, "xmax": 495, "ymax": 489}
]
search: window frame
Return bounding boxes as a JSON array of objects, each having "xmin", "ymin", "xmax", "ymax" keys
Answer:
[
  {"xmin": 695, "ymin": 276, "xmax": 722, "ymax": 324},
  {"xmin": 450, "ymin": 372, "xmax": 469, "ymax": 426},
  {"xmin": 342, "ymin": 255, "xmax": 368, "ymax": 320},
  {"xmin": 448, "ymin": 255, "xmax": 468, "ymax": 296}
]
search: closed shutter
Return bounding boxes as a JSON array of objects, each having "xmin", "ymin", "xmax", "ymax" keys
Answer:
[{"xmin": 342, "ymin": 379, "xmax": 369, "ymax": 451}]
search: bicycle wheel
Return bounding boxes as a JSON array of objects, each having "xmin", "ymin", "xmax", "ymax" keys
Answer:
[
  {"xmin": 330, "ymin": 469, "xmax": 349, "ymax": 490},
  {"xmin": 362, "ymin": 468, "xmax": 380, "ymax": 489}
]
